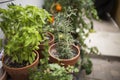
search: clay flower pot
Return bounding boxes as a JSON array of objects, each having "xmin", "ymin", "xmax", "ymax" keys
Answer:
[
  {"xmin": 48, "ymin": 43, "xmax": 80, "ymax": 67},
  {"xmin": 37, "ymin": 32, "xmax": 54, "ymax": 59},
  {"xmin": 0, "ymin": 69, "xmax": 7, "ymax": 80},
  {"xmin": 2, "ymin": 51, "xmax": 39, "ymax": 80}
]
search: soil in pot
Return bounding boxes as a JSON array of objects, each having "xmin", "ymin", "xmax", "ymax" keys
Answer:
[{"xmin": 49, "ymin": 44, "xmax": 80, "ymax": 67}]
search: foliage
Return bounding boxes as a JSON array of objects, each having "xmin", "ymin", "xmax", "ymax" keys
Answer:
[
  {"xmin": 0, "ymin": 4, "xmax": 50, "ymax": 40},
  {"xmin": 29, "ymin": 63, "xmax": 78, "ymax": 80},
  {"xmin": 81, "ymin": 57, "xmax": 93, "ymax": 75},
  {"xmin": 5, "ymin": 27, "xmax": 41, "ymax": 65},
  {"xmin": 30, "ymin": 43, "xmax": 78, "ymax": 80},
  {"xmin": 43, "ymin": 0, "xmax": 99, "ymax": 74},
  {"xmin": 0, "ymin": 4, "xmax": 50, "ymax": 67},
  {"xmin": 50, "ymin": 12, "xmax": 76, "ymax": 59}
]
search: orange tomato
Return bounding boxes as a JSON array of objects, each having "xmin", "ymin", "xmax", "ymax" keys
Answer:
[{"xmin": 56, "ymin": 3, "xmax": 62, "ymax": 12}]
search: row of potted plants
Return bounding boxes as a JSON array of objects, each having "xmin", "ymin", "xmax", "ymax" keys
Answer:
[
  {"xmin": 0, "ymin": 4, "xmax": 81, "ymax": 80},
  {"xmin": 0, "ymin": 0, "xmax": 99, "ymax": 79},
  {"xmin": 43, "ymin": 0, "xmax": 99, "ymax": 75}
]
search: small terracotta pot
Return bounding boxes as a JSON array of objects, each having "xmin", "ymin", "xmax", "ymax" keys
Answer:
[
  {"xmin": 48, "ymin": 43, "xmax": 80, "ymax": 67},
  {"xmin": 2, "ymin": 51, "xmax": 39, "ymax": 80},
  {"xmin": 37, "ymin": 32, "xmax": 54, "ymax": 59},
  {"xmin": 0, "ymin": 69, "xmax": 7, "ymax": 80}
]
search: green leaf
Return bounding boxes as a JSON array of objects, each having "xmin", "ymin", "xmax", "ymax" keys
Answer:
[
  {"xmin": 32, "ymin": 52, "xmax": 36, "ymax": 60},
  {"xmin": 12, "ymin": 55, "xmax": 18, "ymax": 62},
  {"xmin": 29, "ymin": 57, "xmax": 33, "ymax": 64}
]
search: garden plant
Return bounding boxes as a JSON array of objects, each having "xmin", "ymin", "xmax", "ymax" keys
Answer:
[{"xmin": 43, "ymin": 0, "xmax": 99, "ymax": 74}]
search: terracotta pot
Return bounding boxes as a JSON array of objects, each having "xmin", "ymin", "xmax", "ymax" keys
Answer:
[
  {"xmin": 48, "ymin": 43, "xmax": 80, "ymax": 67},
  {"xmin": 0, "ymin": 69, "xmax": 7, "ymax": 80},
  {"xmin": 37, "ymin": 32, "xmax": 54, "ymax": 59},
  {"xmin": 2, "ymin": 51, "xmax": 39, "ymax": 80}
]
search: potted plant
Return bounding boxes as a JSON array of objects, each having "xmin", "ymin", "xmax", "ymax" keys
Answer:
[
  {"xmin": 44, "ymin": 0, "xmax": 99, "ymax": 74},
  {"xmin": 36, "ymin": 14, "xmax": 56, "ymax": 59},
  {"xmin": 0, "ymin": 4, "xmax": 50, "ymax": 80},
  {"xmin": 37, "ymin": 32, "xmax": 54, "ymax": 59},
  {"xmin": 29, "ymin": 43, "xmax": 79, "ymax": 80},
  {"xmin": 48, "ymin": 13, "xmax": 80, "ymax": 67}
]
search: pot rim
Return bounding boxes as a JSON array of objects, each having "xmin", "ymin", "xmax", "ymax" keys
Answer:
[
  {"xmin": 48, "ymin": 43, "xmax": 80, "ymax": 61},
  {"xmin": 47, "ymin": 32, "xmax": 54, "ymax": 44},
  {"xmin": 2, "ymin": 50, "xmax": 39, "ymax": 70},
  {"xmin": 40, "ymin": 32, "xmax": 54, "ymax": 45}
]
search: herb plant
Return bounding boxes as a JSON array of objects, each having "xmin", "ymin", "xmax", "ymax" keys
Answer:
[
  {"xmin": 0, "ymin": 4, "xmax": 50, "ymax": 67},
  {"xmin": 51, "ymin": 12, "xmax": 75, "ymax": 59},
  {"xmin": 0, "ymin": 4, "xmax": 50, "ymax": 40}
]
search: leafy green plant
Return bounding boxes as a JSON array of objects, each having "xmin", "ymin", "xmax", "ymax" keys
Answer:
[
  {"xmin": 0, "ymin": 4, "xmax": 50, "ymax": 40},
  {"xmin": 5, "ymin": 27, "xmax": 41, "ymax": 66},
  {"xmin": 29, "ymin": 63, "xmax": 78, "ymax": 80},
  {"xmin": 0, "ymin": 4, "xmax": 50, "ymax": 67}
]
